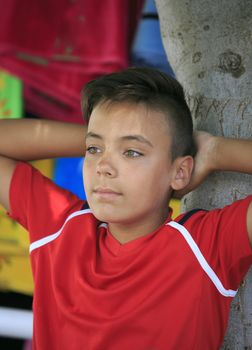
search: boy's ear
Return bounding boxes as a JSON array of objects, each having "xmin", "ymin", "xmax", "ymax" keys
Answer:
[{"xmin": 170, "ymin": 156, "xmax": 194, "ymax": 191}]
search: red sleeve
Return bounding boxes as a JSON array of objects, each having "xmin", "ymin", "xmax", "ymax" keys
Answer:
[
  {"xmin": 8, "ymin": 162, "xmax": 84, "ymax": 244},
  {"xmin": 181, "ymin": 196, "xmax": 252, "ymax": 290}
]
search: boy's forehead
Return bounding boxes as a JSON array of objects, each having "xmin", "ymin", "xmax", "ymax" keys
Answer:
[
  {"xmin": 87, "ymin": 102, "xmax": 172, "ymax": 152},
  {"xmin": 88, "ymin": 101, "xmax": 170, "ymax": 134}
]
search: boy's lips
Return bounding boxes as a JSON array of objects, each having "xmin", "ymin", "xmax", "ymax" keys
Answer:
[{"xmin": 93, "ymin": 187, "xmax": 122, "ymax": 199}]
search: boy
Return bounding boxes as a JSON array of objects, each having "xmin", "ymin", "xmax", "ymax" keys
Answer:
[{"xmin": 0, "ymin": 67, "xmax": 251, "ymax": 349}]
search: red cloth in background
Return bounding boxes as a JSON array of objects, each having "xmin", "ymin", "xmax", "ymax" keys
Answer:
[{"xmin": 0, "ymin": 0, "xmax": 144, "ymax": 122}]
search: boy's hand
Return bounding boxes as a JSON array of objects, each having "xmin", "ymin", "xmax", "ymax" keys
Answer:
[
  {"xmin": 174, "ymin": 131, "xmax": 217, "ymax": 198},
  {"xmin": 174, "ymin": 131, "xmax": 252, "ymax": 247}
]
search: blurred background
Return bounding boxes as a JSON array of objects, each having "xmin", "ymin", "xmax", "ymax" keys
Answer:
[{"xmin": 0, "ymin": 1, "xmax": 178, "ymax": 348}]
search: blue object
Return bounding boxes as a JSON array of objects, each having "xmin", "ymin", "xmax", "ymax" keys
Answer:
[
  {"xmin": 53, "ymin": 157, "xmax": 86, "ymax": 200},
  {"xmin": 131, "ymin": 0, "xmax": 174, "ymax": 76}
]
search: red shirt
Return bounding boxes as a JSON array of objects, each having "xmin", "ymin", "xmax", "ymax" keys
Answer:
[
  {"xmin": 0, "ymin": 0, "xmax": 144, "ymax": 122},
  {"xmin": 9, "ymin": 162, "xmax": 252, "ymax": 350}
]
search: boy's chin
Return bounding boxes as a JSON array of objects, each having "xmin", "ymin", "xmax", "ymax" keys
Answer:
[
  {"xmin": 91, "ymin": 208, "xmax": 121, "ymax": 224},
  {"xmin": 91, "ymin": 208, "xmax": 135, "ymax": 226}
]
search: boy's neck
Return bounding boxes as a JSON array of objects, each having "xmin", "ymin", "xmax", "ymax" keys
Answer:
[{"xmin": 108, "ymin": 208, "xmax": 171, "ymax": 244}]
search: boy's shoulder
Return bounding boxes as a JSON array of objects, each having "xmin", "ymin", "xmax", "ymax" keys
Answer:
[
  {"xmin": 9, "ymin": 161, "xmax": 91, "ymax": 241},
  {"xmin": 172, "ymin": 196, "xmax": 252, "ymax": 262},
  {"xmin": 175, "ymin": 208, "xmax": 207, "ymax": 226},
  {"xmin": 170, "ymin": 197, "xmax": 252, "ymax": 291},
  {"xmin": 175, "ymin": 195, "xmax": 252, "ymax": 228}
]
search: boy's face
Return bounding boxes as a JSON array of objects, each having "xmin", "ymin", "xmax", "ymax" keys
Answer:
[{"xmin": 84, "ymin": 102, "xmax": 179, "ymax": 233}]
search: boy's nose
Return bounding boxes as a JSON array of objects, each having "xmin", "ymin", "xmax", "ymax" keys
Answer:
[{"xmin": 96, "ymin": 158, "xmax": 117, "ymax": 178}]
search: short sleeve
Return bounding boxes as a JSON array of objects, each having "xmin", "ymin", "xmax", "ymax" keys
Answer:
[
  {"xmin": 182, "ymin": 196, "xmax": 252, "ymax": 290},
  {"xmin": 8, "ymin": 162, "xmax": 84, "ymax": 244}
]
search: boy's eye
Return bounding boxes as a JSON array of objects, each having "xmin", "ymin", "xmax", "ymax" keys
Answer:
[
  {"xmin": 124, "ymin": 149, "xmax": 143, "ymax": 158},
  {"xmin": 86, "ymin": 146, "xmax": 101, "ymax": 154}
]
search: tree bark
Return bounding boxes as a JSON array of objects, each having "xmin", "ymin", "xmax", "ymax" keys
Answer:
[{"xmin": 155, "ymin": 0, "xmax": 252, "ymax": 348}]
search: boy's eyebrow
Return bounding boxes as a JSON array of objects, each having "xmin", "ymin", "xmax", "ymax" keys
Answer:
[
  {"xmin": 86, "ymin": 132, "xmax": 102, "ymax": 140},
  {"xmin": 120, "ymin": 135, "xmax": 153, "ymax": 147},
  {"xmin": 86, "ymin": 132, "xmax": 153, "ymax": 147}
]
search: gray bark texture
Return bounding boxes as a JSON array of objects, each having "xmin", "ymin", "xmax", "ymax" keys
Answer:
[{"xmin": 155, "ymin": 0, "xmax": 252, "ymax": 348}]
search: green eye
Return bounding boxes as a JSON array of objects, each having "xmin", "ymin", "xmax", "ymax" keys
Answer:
[
  {"xmin": 87, "ymin": 146, "xmax": 101, "ymax": 154},
  {"xmin": 124, "ymin": 150, "xmax": 143, "ymax": 157}
]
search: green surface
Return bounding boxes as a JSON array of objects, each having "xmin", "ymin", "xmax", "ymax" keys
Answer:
[{"xmin": 0, "ymin": 70, "xmax": 22, "ymax": 118}]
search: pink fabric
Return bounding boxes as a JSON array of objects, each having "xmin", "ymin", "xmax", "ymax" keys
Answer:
[
  {"xmin": 23, "ymin": 340, "xmax": 32, "ymax": 350},
  {"xmin": 0, "ymin": 0, "xmax": 144, "ymax": 122}
]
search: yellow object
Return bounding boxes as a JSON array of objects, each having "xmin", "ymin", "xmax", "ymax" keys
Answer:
[
  {"xmin": 170, "ymin": 199, "xmax": 181, "ymax": 219},
  {"xmin": 0, "ymin": 159, "xmax": 54, "ymax": 295}
]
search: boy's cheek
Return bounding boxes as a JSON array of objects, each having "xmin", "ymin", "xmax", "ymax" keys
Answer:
[
  {"xmin": 83, "ymin": 163, "xmax": 94, "ymax": 186},
  {"xmin": 83, "ymin": 173, "xmax": 92, "ymax": 197}
]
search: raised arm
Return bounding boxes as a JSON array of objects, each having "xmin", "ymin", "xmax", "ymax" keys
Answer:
[
  {"xmin": 212, "ymin": 135, "xmax": 252, "ymax": 246},
  {"xmin": 0, "ymin": 118, "xmax": 87, "ymax": 211},
  {"xmin": 177, "ymin": 131, "xmax": 252, "ymax": 246},
  {"xmin": 181, "ymin": 132, "xmax": 252, "ymax": 191},
  {"xmin": 0, "ymin": 118, "xmax": 86, "ymax": 160}
]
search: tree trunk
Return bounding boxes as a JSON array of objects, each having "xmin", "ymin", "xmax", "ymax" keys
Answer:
[{"xmin": 155, "ymin": 0, "xmax": 252, "ymax": 348}]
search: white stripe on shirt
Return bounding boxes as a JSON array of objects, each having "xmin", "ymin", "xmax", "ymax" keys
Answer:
[
  {"xmin": 29, "ymin": 209, "xmax": 92, "ymax": 253},
  {"xmin": 29, "ymin": 211, "xmax": 237, "ymax": 298},
  {"xmin": 167, "ymin": 221, "xmax": 237, "ymax": 298}
]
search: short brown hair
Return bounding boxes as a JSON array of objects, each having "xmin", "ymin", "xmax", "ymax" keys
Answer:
[{"xmin": 81, "ymin": 67, "xmax": 194, "ymax": 160}]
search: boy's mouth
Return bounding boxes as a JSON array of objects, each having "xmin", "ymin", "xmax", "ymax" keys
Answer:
[{"xmin": 93, "ymin": 187, "xmax": 122, "ymax": 199}]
